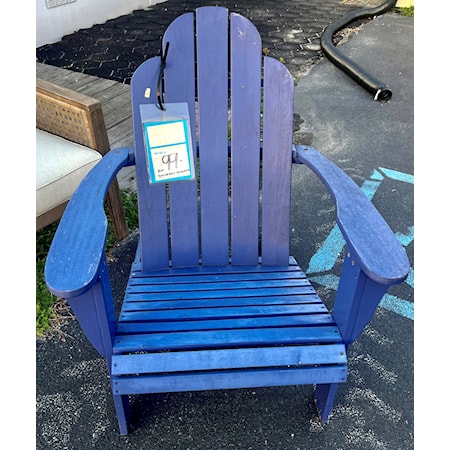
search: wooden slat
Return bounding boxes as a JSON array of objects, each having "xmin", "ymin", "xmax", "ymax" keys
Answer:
[
  {"xmin": 163, "ymin": 13, "xmax": 200, "ymax": 267},
  {"xmin": 121, "ymin": 293, "xmax": 320, "ymax": 311},
  {"xmin": 130, "ymin": 262, "xmax": 304, "ymax": 278},
  {"xmin": 114, "ymin": 326, "xmax": 342, "ymax": 353},
  {"xmin": 130, "ymin": 57, "xmax": 170, "ymax": 270},
  {"xmin": 117, "ymin": 314, "xmax": 334, "ymax": 334},
  {"xmin": 118, "ymin": 263, "xmax": 326, "ymax": 332},
  {"xmin": 114, "ymin": 259, "xmax": 339, "ymax": 356},
  {"xmin": 120, "ymin": 303, "xmax": 328, "ymax": 323},
  {"xmin": 94, "ymin": 85, "xmax": 133, "ymax": 130},
  {"xmin": 124, "ymin": 286, "xmax": 315, "ymax": 302},
  {"xmin": 129, "ymin": 269, "xmax": 307, "ymax": 286},
  {"xmin": 197, "ymin": 7, "xmax": 230, "ymax": 265},
  {"xmin": 261, "ymin": 57, "xmax": 294, "ymax": 265},
  {"xmin": 36, "ymin": 62, "xmax": 97, "ymax": 91},
  {"xmin": 127, "ymin": 277, "xmax": 311, "ymax": 293},
  {"xmin": 107, "ymin": 121, "xmax": 134, "ymax": 148},
  {"xmin": 230, "ymin": 13, "xmax": 262, "ymax": 265},
  {"xmin": 113, "ymin": 366, "xmax": 348, "ymax": 395},
  {"xmin": 112, "ymin": 344, "xmax": 347, "ymax": 375},
  {"xmin": 70, "ymin": 78, "xmax": 118, "ymax": 99}
]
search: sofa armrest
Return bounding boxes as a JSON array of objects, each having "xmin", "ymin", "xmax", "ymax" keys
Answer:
[
  {"xmin": 45, "ymin": 147, "xmax": 134, "ymax": 299},
  {"xmin": 36, "ymin": 78, "xmax": 129, "ymax": 239},
  {"xmin": 292, "ymin": 144, "xmax": 409, "ymax": 286}
]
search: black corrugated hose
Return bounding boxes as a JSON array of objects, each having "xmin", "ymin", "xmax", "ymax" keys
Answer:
[{"xmin": 320, "ymin": 0, "xmax": 397, "ymax": 101}]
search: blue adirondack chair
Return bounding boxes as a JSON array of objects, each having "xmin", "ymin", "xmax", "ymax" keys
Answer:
[{"xmin": 45, "ymin": 7, "xmax": 410, "ymax": 435}]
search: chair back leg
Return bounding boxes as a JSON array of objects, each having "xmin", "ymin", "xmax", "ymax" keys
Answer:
[
  {"xmin": 315, "ymin": 383, "xmax": 339, "ymax": 423},
  {"xmin": 113, "ymin": 393, "xmax": 130, "ymax": 435}
]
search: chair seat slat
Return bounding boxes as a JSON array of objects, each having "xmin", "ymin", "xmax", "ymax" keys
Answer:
[
  {"xmin": 112, "ymin": 344, "xmax": 347, "ymax": 375},
  {"xmin": 129, "ymin": 268, "xmax": 307, "ymax": 285},
  {"xmin": 122, "ymin": 294, "xmax": 321, "ymax": 311},
  {"xmin": 112, "ymin": 367, "xmax": 348, "ymax": 395},
  {"xmin": 117, "ymin": 313, "xmax": 335, "ymax": 334},
  {"xmin": 113, "ymin": 326, "xmax": 342, "ymax": 353},
  {"xmin": 119, "ymin": 303, "xmax": 329, "ymax": 323},
  {"xmin": 133, "ymin": 260, "xmax": 300, "ymax": 275},
  {"xmin": 124, "ymin": 286, "xmax": 315, "ymax": 302},
  {"xmin": 125, "ymin": 261, "xmax": 315, "ymax": 300},
  {"xmin": 127, "ymin": 278, "xmax": 311, "ymax": 294}
]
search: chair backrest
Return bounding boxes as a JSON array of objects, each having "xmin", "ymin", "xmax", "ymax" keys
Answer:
[{"xmin": 131, "ymin": 6, "xmax": 294, "ymax": 271}]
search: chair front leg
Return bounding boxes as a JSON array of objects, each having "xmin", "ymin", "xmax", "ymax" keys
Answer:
[
  {"xmin": 333, "ymin": 247, "xmax": 390, "ymax": 347},
  {"xmin": 66, "ymin": 254, "xmax": 117, "ymax": 362}
]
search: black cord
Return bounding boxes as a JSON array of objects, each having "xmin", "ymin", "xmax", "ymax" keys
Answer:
[
  {"xmin": 320, "ymin": 0, "xmax": 396, "ymax": 101},
  {"xmin": 157, "ymin": 42, "xmax": 170, "ymax": 110}
]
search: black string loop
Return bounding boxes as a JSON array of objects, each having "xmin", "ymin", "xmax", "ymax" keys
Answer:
[{"xmin": 157, "ymin": 42, "xmax": 170, "ymax": 111}]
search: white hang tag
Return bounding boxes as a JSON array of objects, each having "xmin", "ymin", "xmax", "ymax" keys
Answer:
[{"xmin": 140, "ymin": 103, "xmax": 195, "ymax": 184}]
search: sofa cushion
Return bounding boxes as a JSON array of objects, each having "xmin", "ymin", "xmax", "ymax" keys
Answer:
[{"xmin": 36, "ymin": 129, "xmax": 102, "ymax": 217}]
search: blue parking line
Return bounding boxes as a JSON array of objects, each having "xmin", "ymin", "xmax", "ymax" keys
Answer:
[
  {"xmin": 395, "ymin": 226, "xmax": 414, "ymax": 247},
  {"xmin": 306, "ymin": 167, "xmax": 414, "ymax": 320},
  {"xmin": 306, "ymin": 173, "xmax": 382, "ymax": 275},
  {"xmin": 379, "ymin": 293, "xmax": 414, "ymax": 321},
  {"xmin": 405, "ymin": 267, "xmax": 414, "ymax": 288},
  {"xmin": 379, "ymin": 167, "xmax": 414, "ymax": 184},
  {"xmin": 310, "ymin": 273, "xmax": 414, "ymax": 321},
  {"xmin": 306, "ymin": 226, "xmax": 345, "ymax": 274}
]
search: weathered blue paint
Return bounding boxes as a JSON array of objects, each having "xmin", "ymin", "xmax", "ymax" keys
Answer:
[
  {"xmin": 306, "ymin": 167, "xmax": 414, "ymax": 320},
  {"xmin": 44, "ymin": 8, "xmax": 412, "ymax": 436},
  {"xmin": 310, "ymin": 273, "xmax": 414, "ymax": 321}
]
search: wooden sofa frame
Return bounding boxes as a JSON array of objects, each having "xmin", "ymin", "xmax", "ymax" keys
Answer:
[{"xmin": 36, "ymin": 78, "xmax": 129, "ymax": 241}]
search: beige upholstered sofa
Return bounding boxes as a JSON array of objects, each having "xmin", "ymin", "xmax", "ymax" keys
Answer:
[{"xmin": 36, "ymin": 79, "xmax": 128, "ymax": 240}]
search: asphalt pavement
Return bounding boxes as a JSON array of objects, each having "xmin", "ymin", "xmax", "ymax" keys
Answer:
[{"xmin": 36, "ymin": 2, "xmax": 414, "ymax": 449}]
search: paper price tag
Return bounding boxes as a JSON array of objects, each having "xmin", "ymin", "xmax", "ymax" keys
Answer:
[{"xmin": 140, "ymin": 103, "xmax": 195, "ymax": 184}]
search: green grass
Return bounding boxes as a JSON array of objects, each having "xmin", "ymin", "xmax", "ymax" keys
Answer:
[
  {"xmin": 36, "ymin": 221, "xmax": 59, "ymax": 335},
  {"xmin": 397, "ymin": 6, "xmax": 414, "ymax": 16},
  {"xmin": 36, "ymin": 190, "xmax": 139, "ymax": 337}
]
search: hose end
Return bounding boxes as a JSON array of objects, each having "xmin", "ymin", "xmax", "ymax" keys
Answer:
[{"xmin": 374, "ymin": 87, "xmax": 392, "ymax": 102}]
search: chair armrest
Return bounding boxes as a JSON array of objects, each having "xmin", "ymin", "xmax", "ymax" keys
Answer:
[
  {"xmin": 45, "ymin": 147, "xmax": 134, "ymax": 299},
  {"xmin": 292, "ymin": 144, "xmax": 409, "ymax": 286}
]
